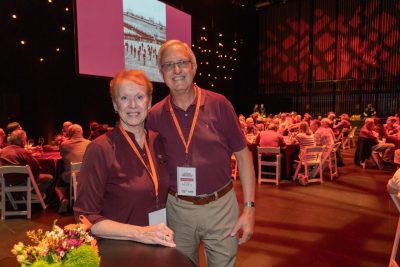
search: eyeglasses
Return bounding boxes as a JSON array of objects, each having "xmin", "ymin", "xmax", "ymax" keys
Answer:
[{"xmin": 161, "ymin": 60, "xmax": 192, "ymax": 72}]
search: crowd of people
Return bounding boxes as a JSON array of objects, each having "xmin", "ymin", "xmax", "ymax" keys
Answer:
[{"xmin": 239, "ymin": 105, "xmax": 399, "ymax": 181}]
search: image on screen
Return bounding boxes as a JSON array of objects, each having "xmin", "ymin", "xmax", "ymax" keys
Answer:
[
  {"xmin": 123, "ymin": 0, "xmax": 165, "ymax": 82},
  {"xmin": 74, "ymin": 0, "xmax": 191, "ymax": 81}
]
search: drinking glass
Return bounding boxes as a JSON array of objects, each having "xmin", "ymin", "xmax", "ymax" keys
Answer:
[
  {"xmin": 38, "ymin": 137, "xmax": 45, "ymax": 147},
  {"xmin": 27, "ymin": 139, "xmax": 34, "ymax": 149}
]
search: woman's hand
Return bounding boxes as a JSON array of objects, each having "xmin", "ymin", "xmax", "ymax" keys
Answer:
[{"xmin": 137, "ymin": 223, "xmax": 176, "ymax": 247}]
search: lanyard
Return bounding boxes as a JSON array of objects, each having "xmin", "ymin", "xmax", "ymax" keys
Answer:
[
  {"xmin": 119, "ymin": 124, "xmax": 158, "ymax": 196},
  {"xmin": 168, "ymin": 86, "xmax": 202, "ymax": 155}
]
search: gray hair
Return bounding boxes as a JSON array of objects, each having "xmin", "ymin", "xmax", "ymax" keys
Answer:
[{"xmin": 157, "ymin": 40, "xmax": 197, "ymax": 70}]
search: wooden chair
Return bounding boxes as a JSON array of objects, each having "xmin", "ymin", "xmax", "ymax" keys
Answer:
[
  {"xmin": 328, "ymin": 142, "xmax": 341, "ymax": 180},
  {"xmin": 69, "ymin": 162, "xmax": 82, "ymax": 207},
  {"xmin": 257, "ymin": 147, "xmax": 281, "ymax": 185},
  {"xmin": 336, "ymin": 127, "xmax": 349, "ymax": 143},
  {"xmin": 0, "ymin": 165, "xmax": 46, "ymax": 220},
  {"xmin": 342, "ymin": 126, "xmax": 357, "ymax": 150},
  {"xmin": 293, "ymin": 146, "xmax": 324, "ymax": 185},
  {"xmin": 231, "ymin": 155, "xmax": 238, "ymax": 180}
]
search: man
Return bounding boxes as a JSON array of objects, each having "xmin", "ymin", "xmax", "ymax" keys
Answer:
[
  {"xmin": 384, "ymin": 116, "xmax": 399, "ymax": 136},
  {"xmin": 256, "ymin": 123, "xmax": 286, "ymax": 150},
  {"xmin": 333, "ymin": 113, "xmax": 351, "ymax": 138},
  {"xmin": 363, "ymin": 103, "xmax": 377, "ymax": 118},
  {"xmin": 359, "ymin": 118, "xmax": 395, "ymax": 167},
  {"xmin": 147, "ymin": 39, "xmax": 255, "ymax": 267},
  {"xmin": 315, "ymin": 118, "xmax": 335, "ymax": 149},
  {"xmin": 56, "ymin": 124, "xmax": 91, "ymax": 213},
  {"xmin": 0, "ymin": 129, "xmax": 52, "ymax": 194},
  {"xmin": 54, "ymin": 121, "xmax": 72, "ymax": 145}
]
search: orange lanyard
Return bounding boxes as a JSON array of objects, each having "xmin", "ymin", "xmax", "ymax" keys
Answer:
[
  {"xmin": 168, "ymin": 86, "xmax": 202, "ymax": 155},
  {"xmin": 119, "ymin": 124, "xmax": 158, "ymax": 196}
]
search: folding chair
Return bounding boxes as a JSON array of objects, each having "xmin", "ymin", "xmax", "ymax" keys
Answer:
[
  {"xmin": 257, "ymin": 147, "xmax": 281, "ymax": 185},
  {"xmin": 0, "ymin": 165, "xmax": 46, "ymax": 220},
  {"xmin": 342, "ymin": 126, "xmax": 357, "ymax": 150},
  {"xmin": 328, "ymin": 142, "xmax": 341, "ymax": 180},
  {"xmin": 336, "ymin": 128, "xmax": 349, "ymax": 143},
  {"xmin": 293, "ymin": 146, "xmax": 324, "ymax": 185},
  {"xmin": 69, "ymin": 162, "xmax": 82, "ymax": 207}
]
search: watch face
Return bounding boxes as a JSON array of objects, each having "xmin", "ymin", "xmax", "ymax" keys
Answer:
[{"xmin": 244, "ymin": 201, "xmax": 255, "ymax": 207}]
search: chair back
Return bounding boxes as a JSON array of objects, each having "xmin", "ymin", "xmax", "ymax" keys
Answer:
[
  {"xmin": 0, "ymin": 165, "xmax": 46, "ymax": 220},
  {"xmin": 258, "ymin": 146, "xmax": 281, "ymax": 155},
  {"xmin": 70, "ymin": 162, "xmax": 82, "ymax": 206},
  {"xmin": 348, "ymin": 126, "xmax": 357, "ymax": 138},
  {"xmin": 257, "ymin": 146, "xmax": 281, "ymax": 185}
]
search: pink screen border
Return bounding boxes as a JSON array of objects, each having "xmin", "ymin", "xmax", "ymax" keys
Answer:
[{"xmin": 75, "ymin": 0, "xmax": 192, "ymax": 78}]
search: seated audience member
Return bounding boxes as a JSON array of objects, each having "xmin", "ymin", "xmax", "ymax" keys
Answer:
[
  {"xmin": 87, "ymin": 121, "xmax": 102, "ymax": 141},
  {"xmin": 0, "ymin": 128, "xmax": 5, "ymax": 149},
  {"xmin": 384, "ymin": 116, "xmax": 399, "ymax": 136},
  {"xmin": 256, "ymin": 124, "xmax": 286, "ymax": 152},
  {"xmin": 244, "ymin": 117, "xmax": 259, "ymax": 144},
  {"xmin": 54, "ymin": 121, "xmax": 72, "ymax": 145},
  {"xmin": 0, "ymin": 129, "xmax": 53, "ymax": 195},
  {"xmin": 310, "ymin": 119, "xmax": 321, "ymax": 134},
  {"xmin": 359, "ymin": 118, "xmax": 395, "ymax": 167},
  {"xmin": 278, "ymin": 113, "xmax": 293, "ymax": 135},
  {"xmin": 56, "ymin": 124, "xmax": 91, "ymax": 213},
  {"xmin": 333, "ymin": 113, "xmax": 351, "ymax": 138},
  {"xmin": 294, "ymin": 122, "xmax": 316, "ymax": 155},
  {"xmin": 315, "ymin": 118, "xmax": 344, "ymax": 166},
  {"xmin": 363, "ymin": 103, "xmax": 376, "ymax": 118},
  {"xmin": 293, "ymin": 122, "xmax": 316, "ymax": 185},
  {"xmin": 238, "ymin": 114, "xmax": 246, "ymax": 124},
  {"xmin": 302, "ymin": 113, "xmax": 312, "ymax": 124},
  {"xmin": 256, "ymin": 123, "xmax": 265, "ymax": 132},
  {"xmin": 327, "ymin": 112, "xmax": 336, "ymax": 126},
  {"xmin": 6, "ymin": 122, "xmax": 22, "ymax": 135},
  {"xmin": 315, "ymin": 118, "xmax": 335, "ymax": 148}
]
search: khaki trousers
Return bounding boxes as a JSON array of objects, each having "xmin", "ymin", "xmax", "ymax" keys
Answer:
[{"xmin": 167, "ymin": 189, "xmax": 239, "ymax": 267}]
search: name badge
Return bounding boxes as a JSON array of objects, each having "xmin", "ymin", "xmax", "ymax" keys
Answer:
[
  {"xmin": 148, "ymin": 208, "xmax": 167, "ymax": 225},
  {"xmin": 177, "ymin": 166, "xmax": 196, "ymax": 196}
]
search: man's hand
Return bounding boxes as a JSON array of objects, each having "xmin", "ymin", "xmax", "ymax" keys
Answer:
[{"xmin": 230, "ymin": 207, "xmax": 255, "ymax": 244}]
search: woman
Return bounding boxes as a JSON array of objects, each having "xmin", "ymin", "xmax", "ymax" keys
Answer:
[
  {"xmin": 293, "ymin": 121, "xmax": 316, "ymax": 161},
  {"xmin": 74, "ymin": 70, "xmax": 175, "ymax": 247}
]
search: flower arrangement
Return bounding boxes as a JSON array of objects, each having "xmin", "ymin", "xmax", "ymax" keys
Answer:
[{"xmin": 11, "ymin": 220, "xmax": 100, "ymax": 267}]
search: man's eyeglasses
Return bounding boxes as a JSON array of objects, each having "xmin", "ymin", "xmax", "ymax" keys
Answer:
[{"xmin": 161, "ymin": 60, "xmax": 192, "ymax": 72}]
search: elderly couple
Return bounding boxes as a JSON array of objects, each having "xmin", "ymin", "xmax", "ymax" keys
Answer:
[{"xmin": 74, "ymin": 39, "xmax": 256, "ymax": 267}]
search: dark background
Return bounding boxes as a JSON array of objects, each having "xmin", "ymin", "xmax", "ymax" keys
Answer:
[{"xmin": 0, "ymin": 0, "xmax": 258, "ymax": 143}]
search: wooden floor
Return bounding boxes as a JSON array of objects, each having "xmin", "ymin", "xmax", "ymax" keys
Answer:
[{"xmin": 0, "ymin": 148, "xmax": 399, "ymax": 267}]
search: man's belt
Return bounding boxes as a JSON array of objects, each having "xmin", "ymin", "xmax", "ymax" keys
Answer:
[{"xmin": 168, "ymin": 182, "xmax": 233, "ymax": 205}]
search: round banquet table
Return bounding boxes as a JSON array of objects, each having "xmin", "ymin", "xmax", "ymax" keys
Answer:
[{"xmin": 98, "ymin": 239, "xmax": 195, "ymax": 267}]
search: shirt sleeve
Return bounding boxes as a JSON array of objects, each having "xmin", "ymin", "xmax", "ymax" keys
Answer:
[
  {"xmin": 73, "ymin": 140, "xmax": 114, "ymax": 225},
  {"xmin": 219, "ymin": 97, "xmax": 247, "ymax": 153}
]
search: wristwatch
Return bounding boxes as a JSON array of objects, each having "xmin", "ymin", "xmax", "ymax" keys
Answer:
[{"xmin": 243, "ymin": 201, "xmax": 256, "ymax": 208}]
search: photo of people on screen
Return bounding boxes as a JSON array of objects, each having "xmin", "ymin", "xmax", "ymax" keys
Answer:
[{"xmin": 123, "ymin": 0, "xmax": 166, "ymax": 82}]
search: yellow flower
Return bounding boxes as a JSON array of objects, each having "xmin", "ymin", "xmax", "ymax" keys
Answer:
[{"xmin": 16, "ymin": 254, "xmax": 25, "ymax": 263}]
